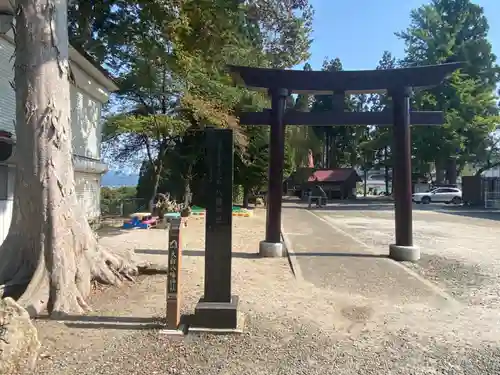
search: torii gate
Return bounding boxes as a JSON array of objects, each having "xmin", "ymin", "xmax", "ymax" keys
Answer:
[{"xmin": 229, "ymin": 62, "xmax": 462, "ymax": 261}]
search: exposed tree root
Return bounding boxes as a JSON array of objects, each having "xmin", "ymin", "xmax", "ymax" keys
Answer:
[
  {"xmin": 0, "ymin": 0, "xmax": 169, "ymax": 319},
  {"xmin": 0, "ymin": 228, "xmax": 169, "ymax": 318}
]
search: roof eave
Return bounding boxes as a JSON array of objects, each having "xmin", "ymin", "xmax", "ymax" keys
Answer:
[
  {"xmin": 0, "ymin": 29, "xmax": 119, "ymax": 93},
  {"xmin": 69, "ymin": 47, "xmax": 119, "ymax": 92},
  {"xmin": 228, "ymin": 62, "xmax": 464, "ymax": 94}
]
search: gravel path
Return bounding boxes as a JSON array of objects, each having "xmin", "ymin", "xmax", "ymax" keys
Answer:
[
  {"xmin": 313, "ymin": 204, "xmax": 500, "ymax": 308},
  {"xmin": 25, "ymin": 207, "xmax": 500, "ymax": 374}
]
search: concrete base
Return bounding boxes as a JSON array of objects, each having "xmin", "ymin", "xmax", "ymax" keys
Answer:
[
  {"xmin": 158, "ymin": 327, "xmax": 186, "ymax": 339},
  {"xmin": 389, "ymin": 244, "xmax": 420, "ymax": 262},
  {"xmin": 259, "ymin": 241, "xmax": 285, "ymax": 257},
  {"xmin": 188, "ymin": 312, "xmax": 245, "ymax": 334},
  {"xmin": 191, "ymin": 295, "xmax": 239, "ymax": 330}
]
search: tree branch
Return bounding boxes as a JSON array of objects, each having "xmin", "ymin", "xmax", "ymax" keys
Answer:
[
  {"xmin": 142, "ymin": 134, "xmax": 156, "ymax": 170},
  {"xmin": 475, "ymin": 160, "xmax": 500, "ymax": 176}
]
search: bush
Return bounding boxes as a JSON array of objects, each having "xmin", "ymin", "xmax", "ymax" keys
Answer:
[{"xmin": 232, "ymin": 184, "xmax": 244, "ymax": 204}]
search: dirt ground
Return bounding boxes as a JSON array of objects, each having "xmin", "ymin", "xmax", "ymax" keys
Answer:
[
  {"xmin": 313, "ymin": 203, "xmax": 500, "ymax": 307},
  {"xmin": 25, "ymin": 205, "xmax": 500, "ymax": 375}
]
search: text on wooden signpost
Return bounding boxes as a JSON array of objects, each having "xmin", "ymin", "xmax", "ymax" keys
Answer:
[{"xmin": 166, "ymin": 218, "xmax": 182, "ymax": 329}]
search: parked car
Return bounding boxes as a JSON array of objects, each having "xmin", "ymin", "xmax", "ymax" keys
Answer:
[{"xmin": 412, "ymin": 187, "xmax": 462, "ymax": 205}]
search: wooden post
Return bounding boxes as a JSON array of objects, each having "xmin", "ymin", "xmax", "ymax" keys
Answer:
[
  {"xmin": 391, "ymin": 87, "xmax": 413, "ymax": 247},
  {"xmin": 265, "ymin": 88, "xmax": 289, "ymax": 244},
  {"xmin": 166, "ymin": 218, "xmax": 182, "ymax": 330}
]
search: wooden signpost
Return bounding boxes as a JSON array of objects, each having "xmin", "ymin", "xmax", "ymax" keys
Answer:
[{"xmin": 166, "ymin": 218, "xmax": 182, "ymax": 330}]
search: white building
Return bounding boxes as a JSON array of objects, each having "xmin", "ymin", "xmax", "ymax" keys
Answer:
[
  {"xmin": 0, "ymin": 32, "xmax": 118, "ymax": 244},
  {"xmin": 482, "ymin": 166, "xmax": 500, "ymax": 178},
  {"xmin": 357, "ymin": 170, "xmax": 392, "ymax": 195}
]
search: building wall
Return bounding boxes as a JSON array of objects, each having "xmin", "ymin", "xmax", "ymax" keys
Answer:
[
  {"xmin": 0, "ymin": 38, "xmax": 110, "ymax": 243},
  {"xmin": 75, "ymin": 172, "xmax": 101, "ymax": 220},
  {"xmin": 0, "ymin": 46, "xmax": 14, "ymax": 246},
  {"xmin": 0, "ymin": 165, "xmax": 14, "ymax": 244},
  {"xmin": 70, "ymin": 63, "xmax": 106, "ymax": 160},
  {"xmin": 0, "ymin": 39, "xmax": 16, "ymax": 137},
  {"xmin": 0, "ymin": 37, "xmax": 107, "ymax": 150},
  {"xmin": 483, "ymin": 167, "xmax": 500, "ymax": 178}
]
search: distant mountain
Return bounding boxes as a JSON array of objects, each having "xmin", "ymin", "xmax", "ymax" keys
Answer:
[{"xmin": 101, "ymin": 171, "xmax": 139, "ymax": 187}]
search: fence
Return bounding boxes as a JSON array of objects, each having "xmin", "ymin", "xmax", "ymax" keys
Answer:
[
  {"xmin": 485, "ymin": 191, "xmax": 500, "ymax": 209},
  {"xmin": 101, "ymin": 198, "xmax": 148, "ymax": 217},
  {"xmin": 484, "ymin": 179, "xmax": 500, "ymax": 209}
]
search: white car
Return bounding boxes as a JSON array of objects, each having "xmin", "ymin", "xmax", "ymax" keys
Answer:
[{"xmin": 412, "ymin": 187, "xmax": 462, "ymax": 205}]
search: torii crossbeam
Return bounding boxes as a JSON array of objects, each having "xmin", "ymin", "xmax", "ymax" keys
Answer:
[{"xmin": 229, "ymin": 62, "xmax": 462, "ymax": 261}]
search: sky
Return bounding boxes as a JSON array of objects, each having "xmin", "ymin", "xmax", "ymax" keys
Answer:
[{"xmin": 302, "ymin": 0, "xmax": 500, "ymax": 71}]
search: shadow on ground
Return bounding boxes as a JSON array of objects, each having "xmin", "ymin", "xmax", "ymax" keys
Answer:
[
  {"xmin": 282, "ymin": 203, "xmax": 394, "ymax": 212},
  {"xmin": 291, "ymin": 252, "xmax": 387, "ymax": 258},
  {"xmin": 35, "ymin": 315, "xmax": 163, "ymax": 330},
  {"xmin": 431, "ymin": 207, "xmax": 500, "ymax": 222},
  {"xmin": 97, "ymin": 226, "xmax": 128, "ymax": 237},
  {"xmin": 283, "ymin": 199, "xmax": 500, "ymax": 221},
  {"xmin": 134, "ymin": 248, "xmax": 260, "ymax": 259}
]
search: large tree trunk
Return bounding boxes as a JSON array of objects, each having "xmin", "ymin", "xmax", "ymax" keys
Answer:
[
  {"xmin": 148, "ymin": 161, "xmax": 163, "ymax": 212},
  {"xmin": 322, "ymin": 134, "xmax": 327, "ymax": 168},
  {"xmin": 0, "ymin": 0, "xmax": 158, "ymax": 318},
  {"xmin": 183, "ymin": 180, "xmax": 192, "ymax": 207},
  {"xmin": 389, "ymin": 167, "xmax": 393, "ymax": 194},
  {"xmin": 242, "ymin": 186, "xmax": 250, "ymax": 208},
  {"xmin": 446, "ymin": 158, "xmax": 457, "ymax": 185},
  {"xmin": 327, "ymin": 133, "xmax": 338, "ymax": 169},
  {"xmin": 384, "ymin": 147, "xmax": 390, "ymax": 194},
  {"xmin": 182, "ymin": 171, "xmax": 192, "ymax": 207},
  {"xmin": 435, "ymin": 159, "xmax": 445, "ymax": 184}
]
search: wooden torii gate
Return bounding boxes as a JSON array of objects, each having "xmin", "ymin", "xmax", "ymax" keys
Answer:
[{"xmin": 229, "ymin": 62, "xmax": 462, "ymax": 261}]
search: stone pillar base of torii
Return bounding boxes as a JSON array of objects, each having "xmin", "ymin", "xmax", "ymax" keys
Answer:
[
  {"xmin": 388, "ymin": 87, "xmax": 420, "ymax": 263},
  {"xmin": 259, "ymin": 241, "xmax": 285, "ymax": 257},
  {"xmin": 191, "ymin": 296, "xmax": 240, "ymax": 331},
  {"xmin": 389, "ymin": 244, "xmax": 420, "ymax": 262}
]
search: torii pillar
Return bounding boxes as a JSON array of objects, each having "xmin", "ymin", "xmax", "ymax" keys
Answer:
[
  {"xmin": 259, "ymin": 88, "xmax": 289, "ymax": 257},
  {"xmin": 229, "ymin": 62, "xmax": 463, "ymax": 261},
  {"xmin": 388, "ymin": 87, "xmax": 417, "ymax": 261}
]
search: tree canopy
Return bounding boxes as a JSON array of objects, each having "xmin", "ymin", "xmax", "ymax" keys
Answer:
[
  {"xmin": 72, "ymin": 0, "xmax": 314, "ymax": 205},
  {"xmin": 72, "ymin": 0, "xmax": 499, "ymax": 196}
]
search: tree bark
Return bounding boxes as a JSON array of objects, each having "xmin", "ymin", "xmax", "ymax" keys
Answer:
[
  {"xmin": 389, "ymin": 167, "xmax": 393, "ymax": 194},
  {"xmin": 446, "ymin": 158, "xmax": 457, "ymax": 185},
  {"xmin": 0, "ymin": 0, "xmax": 159, "ymax": 318},
  {"xmin": 384, "ymin": 146, "xmax": 390, "ymax": 194},
  {"xmin": 243, "ymin": 186, "xmax": 250, "ymax": 208},
  {"xmin": 183, "ymin": 179, "xmax": 192, "ymax": 207},
  {"xmin": 181, "ymin": 161, "xmax": 196, "ymax": 207},
  {"xmin": 363, "ymin": 169, "xmax": 367, "ymax": 197},
  {"xmin": 327, "ymin": 132, "xmax": 338, "ymax": 169},
  {"xmin": 148, "ymin": 159, "xmax": 163, "ymax": 212},
  {"xmin": 435, "ymin": 159, "xmax": 445, "ymax": 184},
  {"xmin": 322, "ymin": 133, "xmax": 327, "ymax": 168}
]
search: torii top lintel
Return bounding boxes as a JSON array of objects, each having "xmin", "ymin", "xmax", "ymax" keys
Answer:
[{"xmin": 228, "ymin": 62, "xmax": 463, "ymax": 95}]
